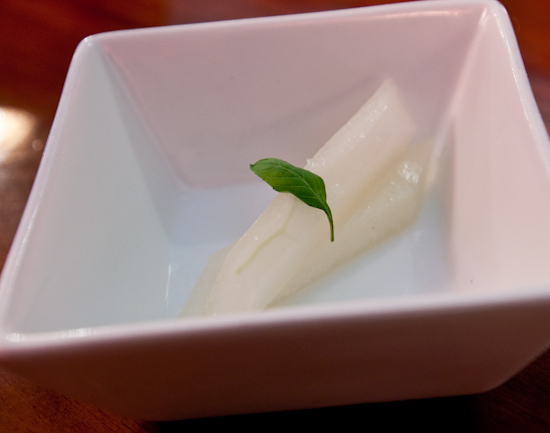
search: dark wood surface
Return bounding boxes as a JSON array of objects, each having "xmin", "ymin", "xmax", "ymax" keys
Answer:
[{"xmin": 0, "ymin": 1, "xmax": 549, "ymax": 431}]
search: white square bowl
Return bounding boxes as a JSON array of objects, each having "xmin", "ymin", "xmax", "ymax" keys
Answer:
[{"xmin": 1, "ymin": 0, "xmax": 550, "ymax": 421}]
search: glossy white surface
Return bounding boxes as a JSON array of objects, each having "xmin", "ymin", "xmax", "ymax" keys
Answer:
[{"xmin": 1, "ymin": 0, "xmax": 550, "ymax": 420}]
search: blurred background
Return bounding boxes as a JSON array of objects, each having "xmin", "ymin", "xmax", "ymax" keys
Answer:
[{"xmin": 0, "ymin": 1, "xmax": 549, "ymax": 432}]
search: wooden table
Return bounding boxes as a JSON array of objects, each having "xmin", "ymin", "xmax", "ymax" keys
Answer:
[{"xmin": 1, "ymin": 1, "xmax": 549, "ymax": 431}]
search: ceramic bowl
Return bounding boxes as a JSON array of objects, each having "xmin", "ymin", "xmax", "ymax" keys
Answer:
[{"xmin": 1, "ymin": 0, "xmax": 550, "ymax": 420}]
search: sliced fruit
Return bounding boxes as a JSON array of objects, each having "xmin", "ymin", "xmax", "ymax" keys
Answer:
[{"xmin": 181, "ymin": 79, "xmax": 422, "ymax": 316}]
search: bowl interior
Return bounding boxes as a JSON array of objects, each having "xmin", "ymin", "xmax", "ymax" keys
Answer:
[{"xmin": 2, "ymin": 0, "xmax": 550, "ymax": 334}]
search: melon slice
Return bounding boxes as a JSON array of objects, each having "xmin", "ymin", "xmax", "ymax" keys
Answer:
[{"xmin": 181, "ymin": 79, "xmax": 424, "ymax": 316}]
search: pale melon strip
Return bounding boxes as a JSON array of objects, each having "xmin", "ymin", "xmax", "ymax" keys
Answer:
[
  {"xmin": 181, "ymin": 79, "xmax": 417, "ymax": 316},
  {"xmin": 270, "ymin": 142, "xmax": 430, "ymax": 305}
]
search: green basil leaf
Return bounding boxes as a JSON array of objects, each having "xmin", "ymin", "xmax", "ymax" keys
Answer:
[{"xmin": 250, "ymin": 158, "xmax": 334, "ymax": 242}]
